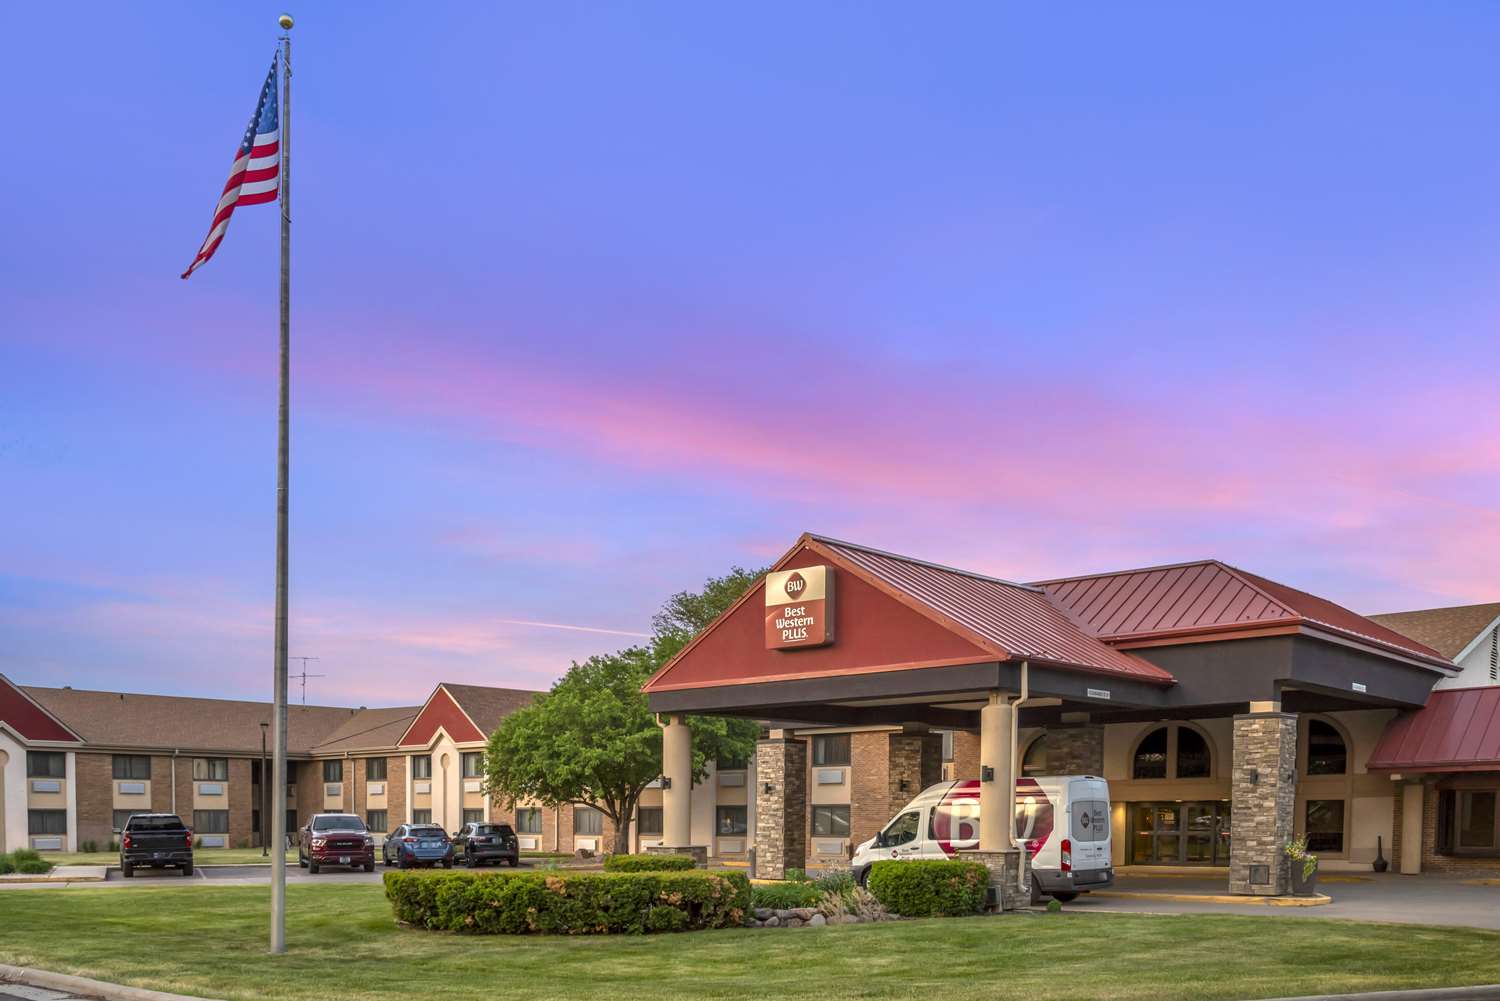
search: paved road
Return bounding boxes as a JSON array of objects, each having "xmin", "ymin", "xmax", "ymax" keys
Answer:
[
  {"xmin": 0, "ymin": 984, "xmax": 100, "ymax": 1001},
  {"xmin": 1067, "ymin": 873, "xmax": 1500, "ymax": 930},
  {"xmin": 2, "ymin": 859, "xmax": 538, "ymax": 890}
]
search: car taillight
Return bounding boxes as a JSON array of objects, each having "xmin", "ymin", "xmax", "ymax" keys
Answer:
[
  {"xmin": 123, "ymin": 834, "xmax": 132, "ymax": 850},
  {"xmin": 1060, "ymin": 838, "xmax": 1072, "ymax": 873},
  {"xmin": 402, "ymin": 836, "xmax": 416, "ymax": 843},
  {"xmin": 186, "ymin": 830, "xmax": 194, "ymax": 848}
]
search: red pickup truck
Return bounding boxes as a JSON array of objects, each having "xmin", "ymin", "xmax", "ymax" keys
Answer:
[{"xmin": 298, "ymin": 813, "xmax": 376, "ymax": 873}]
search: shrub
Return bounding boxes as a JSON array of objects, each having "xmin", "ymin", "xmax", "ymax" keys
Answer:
[
  {"xmin": 0, "ymin": 855, "xmax": 13, "ymax": 875},
  {"xmin": 10, "ymin": 849, "xmax": 42, "ymax": 865},
  {"xmin": 108, "ymin": 840, "xmax": 121, "ymax": 853},
  {"xmin": 865, "ymin": 860, "xmax": 988, "ymax": 917},
  {"xmin": 383, "ymin": 869, "xmax": 751, "ymax": 934},
  {"xmin": 80, "ymin": 840, "xmax": 98, "ymax": 854},
  {"xmin": 784, "ymin": 868, "xmax": 808, "ymax": 882},
  {"xmin": 603, "ymin": 853, "xmax": 696, "ymax": 873},
  {"xmin": 751, "ymin": 880, "xmax": 822, "ymax": 910},
  {"xmin": 15, "ymin": 859, "xmax": 51, "ymax": 875}
]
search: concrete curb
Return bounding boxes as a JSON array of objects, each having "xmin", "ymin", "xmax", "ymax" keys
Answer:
[
  {"xmin": 0, "ymin": 866, "xmax": 107, "ymax": 885},
  {"xmin": 0, "ymin": 964, "xmax": 224, "ymax": 1001},
  {"xmin": 1261, "ymin": 985, "xmax": 1500, "ymax": 1000},
  {"xmin": 1090, "ymin": 890, "xmax": 1332, "ymax": 907}
]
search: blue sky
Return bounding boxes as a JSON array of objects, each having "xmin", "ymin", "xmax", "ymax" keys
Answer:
[{"xmin": 4, "ymin": 2, "xmax": 1499, "ymax": 704}]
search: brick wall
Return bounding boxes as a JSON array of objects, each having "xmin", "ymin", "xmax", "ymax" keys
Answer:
[
  {"xmin": 150, "ymin": 755, "xmax": 175, "ymax": 813},
  {"xmin": 755, "ymin": 737, "xmax": 808, "ymax": 878},
  {"xmin": 1046, "ymin": 726, "xmax": 1104, "ymax": 776},
  {"xmin": 951, "ymin": 731, "xmax": 980, "ymax": 782},
  {"xmin": 385, "ymin": 755, "xmax": 406, "ymax": 826},
  {"xmin": 295, "ymin": 761, "xmax": 321, "ymax": 836},
  {"xmin": 849, "ymin": 733, "xmax": 891, "ymax": 852},
  {"xmin": 74, "ymin": 752, "xmax": 114, "ymax": 848},
  {"xmin": 174, "ymin": 757, "xmax": 193, "ymax": 826},
  {"xmin": 228, "ymin": 757, "xmax": 253, "ymax": 849}
]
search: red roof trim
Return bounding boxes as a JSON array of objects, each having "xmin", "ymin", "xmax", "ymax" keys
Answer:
[
  {"xmin": 1369, "ymin": 687, "xmax": 1500, "ymax": 771},
  {"xmin": 396, "ymin": 685, "xmax": 487, "ymax": 747},
  {"xmin": 0, "ymin": 674, "xmax": 83, "ymax": 743}
]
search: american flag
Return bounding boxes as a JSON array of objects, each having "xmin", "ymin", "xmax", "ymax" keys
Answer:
[{"xmin": 180, "ymin": 59, "xmax": 281, "ymax": 279}]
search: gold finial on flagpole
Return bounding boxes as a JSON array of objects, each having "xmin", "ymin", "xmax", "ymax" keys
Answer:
[{"xmin": 278, "ymin": 13, "xmax": 294, "ymax": 29}]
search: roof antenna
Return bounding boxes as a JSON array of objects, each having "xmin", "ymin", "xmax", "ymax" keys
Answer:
[{"xmin": 289, "ymin": 656, "xmax": 324, "ymax": 705}]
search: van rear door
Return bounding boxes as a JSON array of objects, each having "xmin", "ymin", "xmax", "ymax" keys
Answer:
[{"xmin": 1067, "ymin": 779, "xmax": 1110, "ymax": 869}]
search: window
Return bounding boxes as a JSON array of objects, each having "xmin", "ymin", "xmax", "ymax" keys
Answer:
[
  {"xmin": 323, "ymin": 760, "xmax": 343, "ymax": 783},
  {"xmin": 574, "ymin": 807, "xmax": 603, "ymax": 835},
  {"xmin": 812, "ymin": 804, "xmax": 850, "ymax": 837},
  {"xmin": 29, "ymin": 810, "xmax": 67, "ymax": 835},
  {"xmin": 27, "ymin": 752, "xmax": 66, "ymax": 778},
  {"xmin": 412, "ymin": 809, "xmax": 432, "ymax": 825},
  {"xmin": 462, "ymin": 752, "xmax": 484, "ymax": 778},
  {"xmin": 194, "ymin": 810, "xmax": 230, "ymax": 834},
  {"xmin": 286, "ymin": 809, "xmax": 298, "ymax": 835},
  {"xmin": 113, "ymin": 810, "xmax": 137, "ymax": 833},
  {"xmin": 411, "ymin": 755, "xmax": 432, "ymax": 780},
  {"xmin": 1176, "ymin": 727, "xmax": 1211, "ymax": 779},
  {"xmin": 1457, "ymin": 791, "xmax": 1497, "ymax": 850},
  {"xmin": 311, "ymin": 814, "xmax": 364, "ymax": 831},
  {"xmin": 1304, "ymin": 800, "xmax": 1345, "ymax": 853},
  {"xmin": 941, "ymin": 730, "xmax": 955, "ymax": 762},
  {"xmin": 112, "ymin": 755, "xmax": 151, "ymax": 780},
  {"xmin": 716, "ymin": 806, "xmax": 748, "ymax": 836},
  {"xmin": 812, "ymin": 734, "xmax": 851, "ymax": 766},
  {"xmin": 1132, "ymin": 728, "xmax": 1168, "ymax": 779},
  {"xmin": 516, "ymin": 808, "xmax": 543, "ymax": 834},
  {"xmin": 463, "ymin": 808, "xmax": 484, "ymax": 825},
  {"xmin": 366, "ymin": 757, "xmax": 387, "ymax": 781},
  {"xmin": 881, "ymin": 810, "xmax": 920, "ymax": 846},
  {"xmin": 193, "ymin": 758, "xmax": 228, "ymax": 781},
  {"xmin": 1022, "ymin": 736, "xmax": 1048, "ymax": 777},
  {"xmin": 637, "ymin": 807, "xmax": 662, "ymax": 836},
  {"xmin": 366, "ymin": 810, "xmax": 388, "ymax": 832},
  {"xmin": 1306, "ymin": 720, "xmax": 1347, "ymax": 775}
]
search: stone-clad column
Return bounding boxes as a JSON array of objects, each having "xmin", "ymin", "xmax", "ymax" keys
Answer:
[
  {"xmin": 1046, "ymin": 725, "xmax": 1104, "ymax": 776},
  {"xmin": 1229, "ymin": 709, "xmax": 1298, "ymax": 896},
  {"xmin": 754, "ymin": 735, "xmax": 807, "ymax": 879}
]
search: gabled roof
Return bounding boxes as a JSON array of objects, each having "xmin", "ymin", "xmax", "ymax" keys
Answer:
[
  {"xmin": 816, "ymin": 537, "xmax": 1175, "ymax": 684},
  {"xmin": 1034, "ymin": 560, "xmax": 1450, "ymax": 669},
  {"xmin": 0, "ymin": 674, "xmax": 82, "ymax": 743},
  {"xmin": 19, "ymin": 685, "xmax": 359, "ymax": 754},
  {"xmin": 1368, "ymin": 686, "xmax": 1500, "ymax": 772},
  {"xmin": 1366, "ymin": 602, "xmax": 1500, "ymax": 661},
  {"xmin": 396, "ymin": 683, "xmax": 540, "ymax": 747}
]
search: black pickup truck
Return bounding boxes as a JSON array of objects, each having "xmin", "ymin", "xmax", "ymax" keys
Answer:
[{"xmin": 120, "ymin": 813, "xmax": 194, "ymax": 877}]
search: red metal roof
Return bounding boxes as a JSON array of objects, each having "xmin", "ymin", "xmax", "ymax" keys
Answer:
[
  {"xmin": 1034, "ymin": 560, "xmax": 1449, "ymax": 668},
  {"xmin": 812, "ymin": 537, "xmax": 1175, "ymax": 685},
  {"xmin": 1368, "ymin": 687, "xmax": 1500, "ymax": 771}
]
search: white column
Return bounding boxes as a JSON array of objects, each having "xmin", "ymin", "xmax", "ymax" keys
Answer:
[
  {"xmin": 979, "ymin": 692, "xmax": 1014, "ymax": 853},
  {"xmin": 66, "ymin": 751, "xmax": 78, "ymax": 851},
  {"xmin": 1400, "ymin": 784, "xmax": 1424, "ymax": 875},
  {"xmin": 662, "ymin": 715, "xmax": 692, "ymax": 847}
]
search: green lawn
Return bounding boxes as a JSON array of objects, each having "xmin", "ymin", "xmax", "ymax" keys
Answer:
[{"xmin": 1, "ymin": 885, "xmax": 1497, "ymax": 1001}]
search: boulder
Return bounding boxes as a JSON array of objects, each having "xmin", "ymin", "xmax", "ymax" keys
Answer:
[
  {"xmin": 785, "ymin": 918, "xmax": 803, "ymax": 928},
  {"xmin": 793, "ymin": 907, "xmax": 818, "ymax": 921},
  {"xmin": 809, "ymin": 914, "xmax": 827, "ymax": 927},
  {"xmin": 754, "ymin": 908, "xmax": 772, "ymax": 921},
  {"xmin": 764, "ymin": 915, "xmax": 780, "ymax": 927}
]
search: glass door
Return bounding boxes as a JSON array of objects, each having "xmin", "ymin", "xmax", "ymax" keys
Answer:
[{"xmin": 1131, "ymin": 802, "xmax": 1229, "ymax": 864}]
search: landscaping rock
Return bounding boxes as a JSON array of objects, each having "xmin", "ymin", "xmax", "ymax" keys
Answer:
[
  {"xmin": 785, "ymin": 918, "xmax": 803, "ymax": 928},
  {"xmin": 809, "ymin": 914, "xmax": 826, "ymax": 927},
  {"xmin": 792, "ymin": 908, "xmax": 818, "ymax": 921},
  {"xmin": 764, "ymin": 915, "xmax": 780, "ymax": 927},
  {"xmin": 754, "ymin": 908, "xmax": 772, "ymax": 920},
  {"xmin": 774, "ymin": 909, "xmax": 795, "ymax": 920}
]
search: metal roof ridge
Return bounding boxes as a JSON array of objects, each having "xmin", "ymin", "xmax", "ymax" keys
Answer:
[
  {"xmin": 804, "ymin": 533, "xmax": 1044, "ymax": 593},
  {"xmin": 1028, "ymin": 558, "xmax": 1222, "ymax": 587}
]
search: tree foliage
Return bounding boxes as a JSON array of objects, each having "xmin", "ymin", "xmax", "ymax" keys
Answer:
[{"xmin": 485, "ymin": 566, "xmax": 768, "ymax": 852}]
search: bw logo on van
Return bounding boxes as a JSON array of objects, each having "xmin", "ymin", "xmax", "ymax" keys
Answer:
[{"xmin": 764, "ymin": 565, "xmax": 835, "ymax": 650}]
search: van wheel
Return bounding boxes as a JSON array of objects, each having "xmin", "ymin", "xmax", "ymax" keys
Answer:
[
  {"xmin": 1052, "ymin": 892, "xmax": 1077, "ymax": 903},
  {"xmin": 855, "ymin": 867, "xmax": 869, "ymax": 889}
]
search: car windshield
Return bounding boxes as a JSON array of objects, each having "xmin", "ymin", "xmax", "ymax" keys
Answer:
[
  {"xmin": 127, "ymin": 815, "xmax": 184, "ymax": 831},
  {"xmin": 409, "ymin": 826, "xmax": 444, "ymax": 838},
  {"xmin": 313, "ymin": 815, "xmax": 365, "ymax": 832},
  {"xmin": 474, "ymin": 824, "xmax": 512, "ymax": 836}
]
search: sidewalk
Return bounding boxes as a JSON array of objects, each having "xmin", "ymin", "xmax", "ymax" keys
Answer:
[{"xmin": 0, "ymin": 866, "xmax": 107, "ymax": 886}]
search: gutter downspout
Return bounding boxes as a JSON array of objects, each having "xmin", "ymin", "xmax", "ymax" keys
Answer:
[
  {"xmin": 1008, "ymin": 661, "xmax": 1030, "ymax": 895},
  {"xmin": 171, "ymin": 750, "xmax": 179, "ymax": 815}
]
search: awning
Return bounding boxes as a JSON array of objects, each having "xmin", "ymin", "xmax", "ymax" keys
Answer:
[{"xmin": 1369, "ymin": 687, "xmax": 1500, "ymax": 773}]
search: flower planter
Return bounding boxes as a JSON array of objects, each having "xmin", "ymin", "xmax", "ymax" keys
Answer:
[{"xmin": 1289, "ymin": 863, "xmax": 1319, "ymax": 897}]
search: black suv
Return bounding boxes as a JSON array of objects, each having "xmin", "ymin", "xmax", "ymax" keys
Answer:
[{"xmin": 452, "ymin": 822, "xmax": 520, "ymax": 867}]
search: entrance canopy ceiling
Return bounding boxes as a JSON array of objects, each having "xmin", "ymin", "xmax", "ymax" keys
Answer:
[{"xmin": 643, "ymin": 534, "xmax": 1455, "ymax": 727}]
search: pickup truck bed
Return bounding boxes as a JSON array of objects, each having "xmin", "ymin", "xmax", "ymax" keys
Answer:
[{"xmin": 120, "ymin": 814, "xmax": 194, "ymax": 877}]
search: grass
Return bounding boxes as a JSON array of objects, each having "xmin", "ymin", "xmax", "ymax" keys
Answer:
[
  {"xmin": 1, "ymin": 884, "xmax": 1498, "ymax": 1001},
  {"xmin": 40, "ymin": 849, "xmax": 572, "ymax": 866}
]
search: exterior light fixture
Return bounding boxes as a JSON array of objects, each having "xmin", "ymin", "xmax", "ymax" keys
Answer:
[
  {"xmin": 980, "ymin": 765, "xmax": 995, "ymax": 782},
  {"xmin": 763, "ymin": 782, "xmax": 774, "ymax": 794},
  {"xmin": 1246, "ymin": 767, "xmax": 1259, "ymax": 785},
  {"xmin": 899, "ymin": 779, "xmax": 910, "ymax": 793},
  {"xmin": 660, "ymin": 776, "xmax": 672, "ymax": 790}
]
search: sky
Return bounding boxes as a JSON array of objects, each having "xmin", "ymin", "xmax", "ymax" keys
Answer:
[{"xmin": 4, "ymin": 2, "xmax": 1500, "ymax": 706}]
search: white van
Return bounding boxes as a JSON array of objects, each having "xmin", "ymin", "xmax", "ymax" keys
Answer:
[{"xmin": 849, "ymin": 776, "xmax": 1113, "ymax": 902}]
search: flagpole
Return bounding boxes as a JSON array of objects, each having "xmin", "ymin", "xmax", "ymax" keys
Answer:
[{"xmin": 270, "ymin": 10, "xmax": 293, "ymax": 957}]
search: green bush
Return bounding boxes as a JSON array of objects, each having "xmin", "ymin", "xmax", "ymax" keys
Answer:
[
  {"xmin": 383, "ymin": 869, "xmax": 750, "ymax": 934},
  {"xmin": 0, "ymin": 856, "xmax": 13, "ymax": 875},
  {"xmin": 603, "ymin": 853, "xmax": 696, "ymax": 872},
  {"xmin": 15, "ymin": 859, "xmax": 51, "ymax": 875},
  {"xmin": 10, "ymin": 849, "xmax": 42, "ymax": 865},
  {"xmin": 750, "ymin": 880, "xmax": 822, "ymax": 910},
  {"xmin": 865, "ymin": 860, "xmax": 988, "ymax": 917}
]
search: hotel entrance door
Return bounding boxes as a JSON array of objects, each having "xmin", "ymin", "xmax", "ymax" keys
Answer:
[{"xmin": 1129, "ymin": 802, "xmax": 1231, "ymax": 865}]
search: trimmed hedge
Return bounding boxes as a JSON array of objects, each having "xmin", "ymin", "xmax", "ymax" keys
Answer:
[
  {"xmin": 750, "ymin": 880, "xmax": 822, "ymax": 910},
  {"xmin": 384, "ymin": 869, "xmax": 750, "ymax": 934},
  {"xmin": 603, "ymin": 853, "xmax": 696, "ymax": 873},
  {"xmin": 865, "ymin": 860, "xmax": 988, "ymax": 917}
]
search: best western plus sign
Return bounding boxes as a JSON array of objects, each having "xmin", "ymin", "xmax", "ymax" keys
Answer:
[{"xmin": 764, "ymin": 565, "xmax": 835, "ymax": 649}]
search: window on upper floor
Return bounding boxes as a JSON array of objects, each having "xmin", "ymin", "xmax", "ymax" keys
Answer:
[
  {"xmin": 193, "ymin": 758, "xmax": 228, "ymax": 781},
  {"xmin": 411, "ymin": 755, "xmax": 432, "ymax": 780},
  {"xmin": 812, "ymin": 734, "xmax": 850, "ymax": 766},
  {"xmin": 27, "ymin": 752, "xmax": 66, "ymax": 778},
  {"xmin": 366, "ymin": 757, "xmax": 387, "ymax": 781},
  {"xmin": 322, "ymin": 760, "xmax": 343, "ymax": 783},
  {"xmin": 1132, "ymin": 727, "xmax": 1169, "ymax": 779},
  {"xmin": 1021, "ymin": 736, "xmax": 1048, "ymax": 778},
  {"xmin": 461, "ymin": 752, "xmax": 484, "ymax": 778},
  {"xmin": 1306, "ymin": 720, "xmax": 1347, "ymax": 775},
  {"xmin": 112, "ymin": 755, "xmax": 150, "ymax": 780}
]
